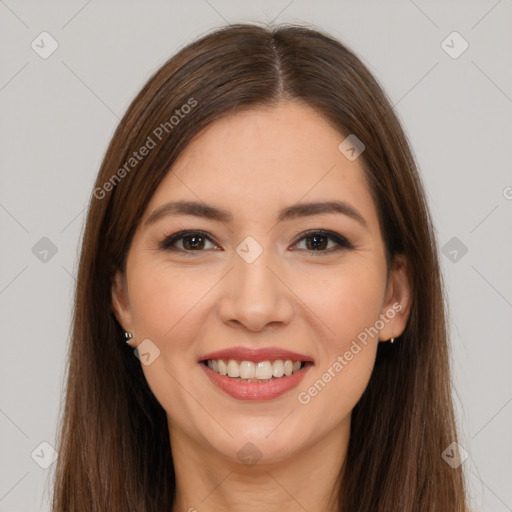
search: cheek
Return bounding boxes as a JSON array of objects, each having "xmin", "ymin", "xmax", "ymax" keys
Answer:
[
  {"xmin": 295, "ymin": 261, "xmax": 385, "ymax": 406},
  {"xmin": 126, "ymin": 262, "xmax": 212, "ymax": 414},
  {"xmin": 129, "ymin": 261, "xmax": 215, "ymax": 340},
  {"xmin": 300, "ymin": 261, "xmax": 385, "ymax": 347}
]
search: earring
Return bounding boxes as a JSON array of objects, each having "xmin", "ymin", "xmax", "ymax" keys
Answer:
[
  {"xmin": 124, "ymin": 332, "xmax": 133, "ymax": 344},
  {"xmin": 389, "ymin": 337, "xmax": 395, "ymax": 343}
]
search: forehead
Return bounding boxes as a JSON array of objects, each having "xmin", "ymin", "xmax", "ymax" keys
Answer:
[{"xmin": 144, "ymin": 101, "xmax": 378, "ymax": 228}]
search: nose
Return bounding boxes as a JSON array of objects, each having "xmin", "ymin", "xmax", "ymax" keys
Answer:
[{"xmin": 217, "ymin": 247, "xmax": 294, "ymax": 332}]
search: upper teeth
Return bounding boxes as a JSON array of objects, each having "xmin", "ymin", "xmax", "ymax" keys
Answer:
[{"xmin": 207, "ymin": 359, "xmax": 302, "ymax": 379}]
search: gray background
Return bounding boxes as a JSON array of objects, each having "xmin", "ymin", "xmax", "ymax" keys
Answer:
[{"xmin": 1, "ymin": 0, "xmax": 511, "ymax": 510}]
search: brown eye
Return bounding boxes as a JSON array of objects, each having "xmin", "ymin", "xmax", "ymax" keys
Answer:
[
  {"xmin": 181, "ymin": 234, "xmax": 206, "ymax": 250},
  {"xmin": 159, "ymin": 231, "xmax": 219, "ymax": 252},
  {"xmin": 292, "ymin": 230, "xmax": 353, "ymax": 254}
]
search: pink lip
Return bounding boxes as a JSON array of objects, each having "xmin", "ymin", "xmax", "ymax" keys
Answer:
[
  {"xmin": 199, "ymin": 346, "xmax": 314, "ymax": 364},
  {"xmin": 200, "ymin": 361, "xmax": 313, "ymax": 401}
]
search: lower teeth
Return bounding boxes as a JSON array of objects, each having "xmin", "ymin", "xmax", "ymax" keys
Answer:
[
  {"xmin": 226, "ymin": 369, "xmax": 303, "ymax": 383},
  {"xmin": 232, "ymin": 377, "xmax": 274, "ymax": 383}
]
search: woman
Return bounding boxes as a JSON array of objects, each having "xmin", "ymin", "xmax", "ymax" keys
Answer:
[{"xmin": 52, "ymin": 23, "xmax": 468, "ymax": 511}]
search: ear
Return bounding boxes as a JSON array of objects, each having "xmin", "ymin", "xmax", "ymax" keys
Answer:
[
  {"xmin": 378, "ymin": 253, "xmax": 413, "ymax": 342},
  {"xmin": 111, "ymin": 269, "xmax": 134, "ymax": 340}
]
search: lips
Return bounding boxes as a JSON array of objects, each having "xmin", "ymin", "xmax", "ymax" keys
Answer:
[
  {"xmin": 201, "ymin": 363, "xmax": 312, "ymax": 400},
  {"xmin": 198, "ymin": 346, "xmax": 314, "ymax": 401},
  {"xmin": 199, "ymin": 346, "xmax": 314, "ymax": 363}
]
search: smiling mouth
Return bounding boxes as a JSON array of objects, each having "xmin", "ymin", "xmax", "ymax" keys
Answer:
[{"xmin": 201, "ymin": 359, "xmax": 311, "ymax": 383}]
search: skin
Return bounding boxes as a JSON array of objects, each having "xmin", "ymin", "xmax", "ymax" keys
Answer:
[{"xmin": 112, "ymin": 100, "xmax": 412, "ymax": 512}]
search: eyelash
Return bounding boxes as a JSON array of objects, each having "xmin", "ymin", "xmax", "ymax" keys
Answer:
[{"xmin": 158, "ymin": 229, "xmax": 353, "ymax": 255}]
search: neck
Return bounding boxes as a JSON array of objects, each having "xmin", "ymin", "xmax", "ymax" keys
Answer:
[{"xmin": 169, "ymin": 418, "xmax": 349, "ymax": 512}]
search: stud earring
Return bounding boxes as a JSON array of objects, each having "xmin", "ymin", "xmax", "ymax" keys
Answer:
[
  {"xmin": 124, "ymin": 332, "xmax": 133, "ymax": 344},
  {"xmin": 389, "ymin": 337, "xmax": 395, "ymax": 343}
]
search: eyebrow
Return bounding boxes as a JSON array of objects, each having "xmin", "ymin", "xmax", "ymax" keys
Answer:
[{"xmin": 144, "ymin": 199, "xmax": 368, "ymax": 229}]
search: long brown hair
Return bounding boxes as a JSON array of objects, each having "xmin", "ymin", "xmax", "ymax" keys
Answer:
[{"xmin": 51, "ymin": 22, "xmax": 467, "ymax": 511}]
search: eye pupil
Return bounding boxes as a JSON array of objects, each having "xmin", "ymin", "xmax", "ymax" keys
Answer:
[
  {"xmin": 306, "ymin": 235, "xmax": 328, "ymax": 251},
  {"xmin": 183, "ymin": 235, "xmax": 205, "ymax": 250}
]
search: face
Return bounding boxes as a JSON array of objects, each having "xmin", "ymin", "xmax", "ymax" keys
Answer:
[{"xmin": 112, "ymin": 100, "xmax": 411, "ymax": 465}]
